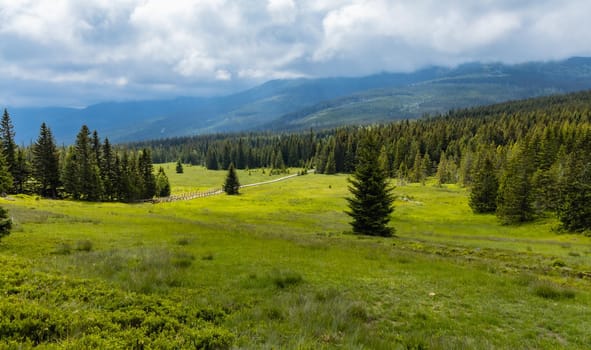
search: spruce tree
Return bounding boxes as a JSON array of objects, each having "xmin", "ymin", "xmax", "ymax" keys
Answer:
[
  {"xmin": 0, "ymin": 109, "xmax": 17, "ymax": 191},
  {"xmin": 557, "ymin": 152, "xmax": 591, "ymax": 232},
  {"xmin": 61, "ymin": 147, "xmax": 81, "ymax": 199},
  {"xmin": 176, "ymin": 160, "xmax": 184, "ymax": 174},
  {"xmin": 346, "ymin": 133, "xmax": 395, "ymax": 237},
  {"xmin": 138, "ymin": 149, "xmax": 156, "ymax": 199},
  {"xmin": 155, "ymin": 167, "xmax": 171, "ymax": 197},
  {"xmin": 0, "ymin": 206, "xmax": 11, "ymax": 240},
  {"xmin": 0, "ymin": 152, "xmax": 13, "ymax": 195},
  {"xmin": 32, "ymin": 123, "xmax": 60, "ymax": 197},
  {"xmin": 223, "ymin": 163, "xmax": 240, "ymax": 195},
  {"xmin": 496, "ymin": 144, "xmax": 535, "ymax": 224},
  {"xmin": 100, "ymin": 138, "xmax": 117, "ymax": 201},
  {"xmin": 13, "ymin": 149, "xmax": 31, "ymax": 193},
  {"xmin": 469, "ymin": 156, "xmax": 498, "ymax": 213}
]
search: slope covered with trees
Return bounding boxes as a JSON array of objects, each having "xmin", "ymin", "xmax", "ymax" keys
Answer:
[{"xmin": 131, "ymin": 90, "xmax": 591, "ymax": 232}]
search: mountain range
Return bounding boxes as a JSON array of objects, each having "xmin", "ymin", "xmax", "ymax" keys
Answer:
[{"xmin": 9, "ymin": 57, "xmax": 591, "ymax": 145}]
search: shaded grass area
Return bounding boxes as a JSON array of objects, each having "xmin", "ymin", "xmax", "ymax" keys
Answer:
[{"xmin": 0, "ymin": 172, "xmax": 590, "ymax": 348}]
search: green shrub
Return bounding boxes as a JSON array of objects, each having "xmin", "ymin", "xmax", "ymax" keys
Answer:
[
  {"xmin": 53, "ymin": 242, "xmax": 72, "ymax": 255},
  {"xmin": 530, "ymin": 280, "xmax": 575, "ymax": 300},
  {"xmin": 75, "ymin": 239, "xmax": 93, "ymax": 252},
  {"xmin": 270, "ymin": 269, "xmax": 303, "ymax": 289},
  {"xmin": 176, "ymin": 237, "xmax": 191, "ymax": 246}
]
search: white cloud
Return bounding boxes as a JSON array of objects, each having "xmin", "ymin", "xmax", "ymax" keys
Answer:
[
  {"xmin": 267, "ymin": 0, "xmax": 297, "ymax": 24},
  {"xmin": 0, "ymin": 0, "xmax": 590, "ymax": 106}
]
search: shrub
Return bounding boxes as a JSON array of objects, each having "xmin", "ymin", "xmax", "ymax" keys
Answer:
[
  {"xmin": 270, "ymin": 269, "xmax": 303, "ymax": 289},
  {"xmin": 530, "ymin": 280, "xmax": 575, "ymax": 300},
  {"xmin": 176, "ymin": 237, "xmax": 191, "ymax": 246},
  {"xmin": 75, "ymin": 239, "xmax": 93, "ymax": 252},
  {"xmin": 53, "ymin": 242, "xmax": 72, "ymax": 255}
]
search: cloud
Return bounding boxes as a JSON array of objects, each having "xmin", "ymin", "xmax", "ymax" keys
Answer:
[{"xmin": 0, "ymin": 0, "xmax": 590, "ymax": 107}]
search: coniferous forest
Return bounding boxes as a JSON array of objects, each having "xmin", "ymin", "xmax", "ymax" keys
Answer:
[
  {"xmin": 128, "ymin": 91, "xmax": 591, "ymax": 232},
  {"xmin": 2, "ymin": 90, "xmax": 591, "ymax": 231}
]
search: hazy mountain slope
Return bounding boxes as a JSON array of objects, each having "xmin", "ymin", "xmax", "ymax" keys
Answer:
[
  {"xmin": 9, "ymin": 57, "xmax": 591, "ymax": 144},
  {"xmin": 266, "ymin": 57, "xmax": 591, "ymax": 131}
]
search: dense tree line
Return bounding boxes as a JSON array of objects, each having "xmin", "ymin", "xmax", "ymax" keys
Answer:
[
  {"xmin": 130, "ymin": 91, "xmax": 591, "ymax": 232},
  {"xmin": 0, "ymin": 114, "xmax": 170, "ymax": 202}
]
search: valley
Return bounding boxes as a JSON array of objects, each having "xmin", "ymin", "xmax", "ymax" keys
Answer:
[{"xmin": 1, "ymin": 168, "xmax": 590, "ymax": 349}]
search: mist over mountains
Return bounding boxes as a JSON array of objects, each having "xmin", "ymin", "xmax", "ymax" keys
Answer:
[{"xmin": 9, "ymin": 57, "xmax": 591, "ymax": 145}]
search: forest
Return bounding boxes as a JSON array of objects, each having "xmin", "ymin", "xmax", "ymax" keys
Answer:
[
  {"xmin": 1, "ymin": 90, "xmax": 590, "ymax": 231},
  {"xmin": 1, "ymin": 90, "xmax": 591, "ymax": 349},
  {"xmin": 129, "ymin": 91, "xmax": 591, "ymax": 232}
]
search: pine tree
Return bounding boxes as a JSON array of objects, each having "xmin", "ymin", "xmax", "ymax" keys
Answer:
[
  {"xmin": 205, "ymin": 147, "xmax": 219, "ymax": 170},
  {"xmin": 0, "ymin": 206, "xmax": 11, "ymax": 240},
  {"xmin": 223, "ymin": 163, "xmax": 240, "ymax": 195},
  {"xmin": 155, "ymin": 167, "xmax": 171, "ymax": 197},
  {"xmin": 61, "ymin": 147, "xmax": 81, "ymax": 199},
  {"xmin": 13, "ymin": 149, "xmax": 31, "ymax": 193},
  {"xmin": 346, "ymin": 133, "xmax": 395, "ymax": 237},
  {"xmin": 32, "ymin": 123, "xmax": 60, "ymax": 197},
  {"xmin": 0, "ymin": 109, "xmax": 17, "ymax": 191},
  {"xmin": 469, "ymin": 156, "xmax": 498, "ymax": 213},
  {"xmin": 0, "ymin": 152, "xmax": 13, "ymax": 195},
  {"xmin": 100, "ymin": 138, "xmax": 118, "ymax": 201},
  {"xmin": 138, "ymin": 149, "xmax": 156, "ymax": 199},
  {"xmin": 496, "ymin": 144, "xmax": 535, "ymax": 224},
  {"xmin": 324, "ymin": 150, "xmax": 336, "ymax": 174},
  {"xmin": 176, "ymin": 160, "xmax": 184, "ymax": 174},
  {"xmin": 557, "ymin": 152, "xmax": 591, "ymax": 232}
]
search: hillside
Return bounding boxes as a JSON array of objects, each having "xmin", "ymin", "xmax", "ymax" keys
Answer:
[{"xmin": 9, "ymin": 57, "xmax": 591, "ymax": 144}]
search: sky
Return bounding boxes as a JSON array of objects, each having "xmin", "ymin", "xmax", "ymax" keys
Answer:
[{"xmin": 1, "ymin": 0, "xmax": 590, "ymax": 107}]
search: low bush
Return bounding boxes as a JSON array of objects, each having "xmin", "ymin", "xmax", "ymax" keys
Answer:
[{"xmin": 270, "ymin": 269, "xmax": 303, "ymax": 289}]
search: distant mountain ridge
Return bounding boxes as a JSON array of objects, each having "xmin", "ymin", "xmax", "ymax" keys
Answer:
[{"xmin": 9, "ymin": 56, "xmax": 591, "ymax": 144}]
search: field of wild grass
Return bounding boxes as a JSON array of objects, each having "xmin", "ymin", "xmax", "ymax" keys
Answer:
[{"xmin": 1, "ymin": 166, "xmax": 591, "ymax": 348}]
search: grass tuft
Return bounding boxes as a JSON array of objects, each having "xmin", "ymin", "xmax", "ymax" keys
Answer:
[{"xmin": 530, "ymin": 280, "xmax": 575, "ymax": 300}]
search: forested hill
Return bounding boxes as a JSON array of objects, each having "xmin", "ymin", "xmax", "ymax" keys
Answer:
[
  {"xmin": 129, "ymin": 89, "xmax": 591, "ymax": 231},
  {"xmin": 10, "ymin": 57, "xmax": 591, "ymax": 144}
]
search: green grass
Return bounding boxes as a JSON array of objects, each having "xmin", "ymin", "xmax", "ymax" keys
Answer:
[
  {"xmin": 1, "ymin": 172, "xmax": 591, "ymax": 348},
  {"xmin": 158, "ymin": 163, "xmax": 298, "ymax": 194}
]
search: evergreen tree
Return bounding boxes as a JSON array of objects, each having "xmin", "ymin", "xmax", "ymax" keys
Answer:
[
  {"xmin": 13, "ymin": 149, "xmax": 31, "ymax": 193},
  {"xmin": 0, "ymin": 152, "xmax": 12, "ymax": 195},
  {"xmin": 205, "ymin": 147, "xmax": 219, "ymax": 170},
  {"xmin": 32, "ymin": 123, "xmax": 60, "ymax": 197},
  {"xmin": 0, "ymin": 109, "xmax": 17, "ymax": 191},
  {"xmin": 176, "ymin": 160, "xmax": 184, "ymax": 174},
  {"xmin": 557, "ymin": 152, "xmax": 591, "ymax": 232},
  {"xmin": 469, "ymin": 156, "xmax": 498, "ymax": 213},
  {"xmin": 61, "ymin": 147, "xmax": 81, "ymax": 199},
  {"xmin": 155, "ymin": 167, "xmax": 171, "ymax": 197},
  {"xmin": 324, "ymin": 150, "xmax": 336, "ymax": 174},
  {"xmin": 138, "ymin": 149, "xmax": 156, "ymax": 199},
  {"xmin": 346, "ymin": 133, "xmax": 395, "ymax": 237},
  {"xmin": 0, "ymin": 206, "xmax": 11, "ymax": 240},
  {"xmin": 100, "ymin": 138, "xmax": 118, "ymax": 200},
  {"xmin": 496, "ymin": 145, "xmax": 535, "ymax": 224},
  {"xmin": 223, "ymin": 163, "xmax": 240, "ymax": 195}
]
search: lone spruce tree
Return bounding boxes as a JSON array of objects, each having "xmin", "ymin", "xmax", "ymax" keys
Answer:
[
  {"xmin": 223, "ymin": 163, "xmax": 240, "ymax": 195},
  {"xmin": 346, "ymin": 133, "xmax": 395, "ymax": 237}
]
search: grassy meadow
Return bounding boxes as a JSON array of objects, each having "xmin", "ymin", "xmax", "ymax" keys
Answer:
[{"xmin": 1, "ymin": 165, "xmax": 591, "ymax": 349}]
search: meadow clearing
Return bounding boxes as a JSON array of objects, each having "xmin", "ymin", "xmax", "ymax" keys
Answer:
[{"xmin": 1, "ymin": 165, "xmax": 590, "ymax": 349}]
